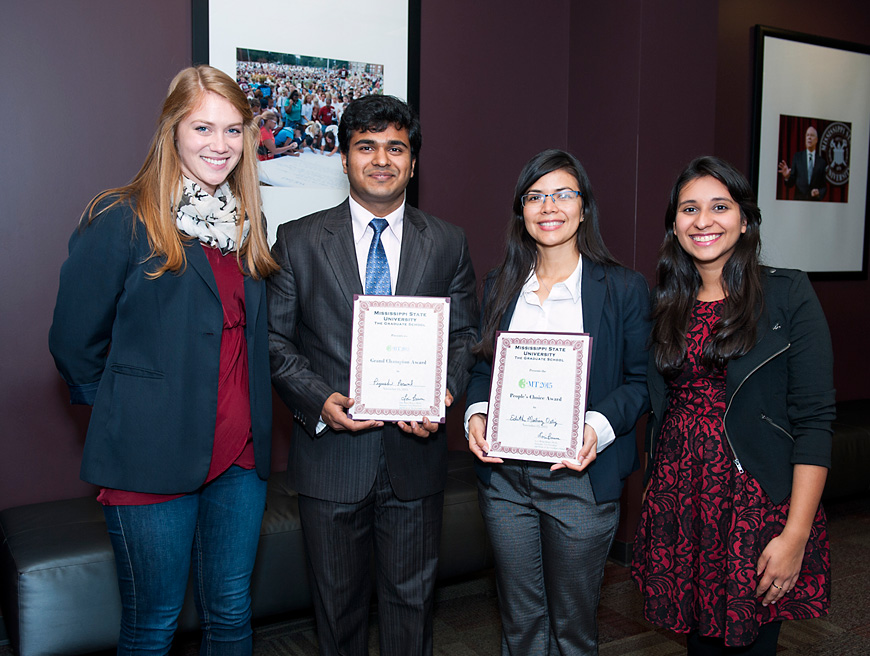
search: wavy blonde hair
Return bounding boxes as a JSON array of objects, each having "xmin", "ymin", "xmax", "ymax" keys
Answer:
[{"xmin": 87, "ymin": 65, "xmax": 278, "ymax": 279}]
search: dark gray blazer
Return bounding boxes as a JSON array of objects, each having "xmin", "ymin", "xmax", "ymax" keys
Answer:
[
  {"xmin": 466, "ymin": 259, "xmax": 651, "ymax": 504},
  {"xmin": 49, "ymin": 201, "xmax": 272, "ymax": 493},
  {"xmin": 268, "ymin": 199, "xmax": 479, "ymax": 503}
]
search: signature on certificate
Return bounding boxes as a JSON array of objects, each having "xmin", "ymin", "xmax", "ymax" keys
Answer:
[{"xmin": 508, "ymin": 414, "xmax": 560, "ymax": 428}]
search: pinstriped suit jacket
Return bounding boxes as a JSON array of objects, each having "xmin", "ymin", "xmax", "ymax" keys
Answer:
[{"xmin": 268, "ymin": 199, "xmax": 479, "ymax": 503}]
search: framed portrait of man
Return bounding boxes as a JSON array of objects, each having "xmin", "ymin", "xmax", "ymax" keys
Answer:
[{"xmin": 752, "ymin": 26, "xmax": 870, "ymax": 279}]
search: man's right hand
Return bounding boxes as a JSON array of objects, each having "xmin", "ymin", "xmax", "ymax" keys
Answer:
[
  {"xmin": 321, "ymin": 392, "xmax": 384, "ymax": 432},
  {"xmin": 778, "ymin": 160, "xmax": 791, "ymax": 179}
]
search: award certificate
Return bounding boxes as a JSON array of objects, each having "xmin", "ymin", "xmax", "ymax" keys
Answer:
[
  {"xmin": 347, "ymin": 295, "xmax": 450, "ymax": 422},
  {"xmin": 485, "ymin": 332, "xmax": 592, "ymax": 463}
]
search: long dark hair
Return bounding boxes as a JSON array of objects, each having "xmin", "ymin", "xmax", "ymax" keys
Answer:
[
  {"xmin": 475, "ymin": 149, "xmax": 619, "ymax": 360},
  {"xmin": 652, "ymin": 156, "xmax": 764, "ymax": 375}
]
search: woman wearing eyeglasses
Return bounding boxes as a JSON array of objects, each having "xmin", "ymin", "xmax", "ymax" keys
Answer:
[{"xmin": 466, "ymin": 149, "xmax": 651, "ymax": 654}]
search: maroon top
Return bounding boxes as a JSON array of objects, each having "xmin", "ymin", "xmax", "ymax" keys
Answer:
[{"xmin": 99, "ymin": 245, "xmax": 255, "ymax": 506}]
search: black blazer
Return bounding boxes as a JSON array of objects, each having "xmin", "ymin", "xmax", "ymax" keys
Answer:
[
  {"xmin": 466, "ymin": 258, "xmax": 651, "ymax": 504},
  {"xmin": 49, "ymin": 201, "xmax": 272, "ymax": 493},
  {"xmin": 646, "ymin": 267, "xmax": 835, "ymax": 504},
  {"xmin": 785, "ymin": 150, "xmax": 827, "ymax": 200},
  {"xmin": 268, "ymin": 200, "xmax": 479, "ymax": 503}
]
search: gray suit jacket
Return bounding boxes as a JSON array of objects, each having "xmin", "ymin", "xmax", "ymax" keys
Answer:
[{"xmin": 268, "ymin": 199, "xmax": 479, "ymax": 503}]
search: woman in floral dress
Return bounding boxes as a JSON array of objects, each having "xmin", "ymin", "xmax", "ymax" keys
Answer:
[{"xmin": 632, "ymin": 156, "xmax": 834, "ymax": 655}]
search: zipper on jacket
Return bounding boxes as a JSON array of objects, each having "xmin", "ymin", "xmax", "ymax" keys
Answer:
[
  {"xmin": 722, "ymin": 343, "xmax": 791, "ymax": 475},
  {"xmin": 760, "ymin": 413, "xmax": 795, "ymax": 442}
]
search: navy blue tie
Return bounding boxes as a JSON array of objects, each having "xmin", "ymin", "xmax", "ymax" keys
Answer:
[{"xmin": 365, "ymin": 218, "xmax": 391, "ymax": 295}]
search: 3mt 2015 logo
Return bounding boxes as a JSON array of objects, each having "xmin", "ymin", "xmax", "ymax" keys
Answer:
[{"xmin": 518, "ymin": 378, "xmax": 552, "ymax": 389}]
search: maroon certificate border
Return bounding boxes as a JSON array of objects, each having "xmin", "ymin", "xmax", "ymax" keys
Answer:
[
  {"xmin": 487, "ymin": 332, "xmax": 591, "ymax": 460},
  {"xmin": 348, "ymin": 295, "xmax": 448, "ymax": 422}
]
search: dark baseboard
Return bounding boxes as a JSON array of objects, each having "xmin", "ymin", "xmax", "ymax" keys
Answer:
[{"xmin": 609, "ymin": 539, "xmax": 633, "ymax": 568}]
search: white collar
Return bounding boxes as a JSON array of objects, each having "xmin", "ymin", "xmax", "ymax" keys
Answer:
[
  {"xmin": 521, "ymin": 256, "xmax": 583, "ymax": 302},
  {"xmin": 349, "ymin": 195, "xmax": 405, "ymax": 244}
]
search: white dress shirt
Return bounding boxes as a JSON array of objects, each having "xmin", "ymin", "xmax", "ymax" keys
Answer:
[
  {"xmin": 349, "ymin": 195, "xmax": 403, "ymax": 293},
  {"xmin": 317, "ymin": 196, "xmax": 405, "ymax": 432},
  {"xmin": 465, "ymin": 257, "xmax": 616, "ymax": 454}
]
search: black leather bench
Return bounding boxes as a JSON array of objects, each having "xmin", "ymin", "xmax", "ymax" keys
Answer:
[
  {"xmin": 823, "ymin": 399, "xmax": 870, "ymax": 500},
  {"xmin": 0, "ymin": 450, "xmax": 492, "ymax": 656}
]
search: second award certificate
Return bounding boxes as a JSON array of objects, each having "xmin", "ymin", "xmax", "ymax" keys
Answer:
[
  {"xmin": 485, "ymin": 332, "xmax": 592, "ymax": 463},
  {"xmin": 347, "ymin": 295, "xmax": 450, "ymax": 422}
]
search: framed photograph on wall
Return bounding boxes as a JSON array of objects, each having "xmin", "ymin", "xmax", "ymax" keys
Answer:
[
  {"xmin": 751, "ymin": 25, "xmax": 870, "ymax": 280},
  {"xmin": 192, "ymin": 0, "xmax": 421, "ymax": 243}
]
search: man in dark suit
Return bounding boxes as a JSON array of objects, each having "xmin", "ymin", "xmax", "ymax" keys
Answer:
[
  {"xmin": 267, "ymin": 95, "xmax": 479, "ymax": 655},
  {"xmin": 779, "ymin": 125, "xmax": 828, "ymax": 200}
]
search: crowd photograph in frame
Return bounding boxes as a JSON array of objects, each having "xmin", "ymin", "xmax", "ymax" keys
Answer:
[
  {"xmin": 192, "ymin": 0, "xmax": 421, "ymax": 243},
  {"xmin": 752, "ymin": 26, "xmax": 870, "ymax": 280}
]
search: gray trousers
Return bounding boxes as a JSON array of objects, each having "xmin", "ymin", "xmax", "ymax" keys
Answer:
[{"xmin": 479, "ymin": 461, "xmax": 619, "ymax": 655}]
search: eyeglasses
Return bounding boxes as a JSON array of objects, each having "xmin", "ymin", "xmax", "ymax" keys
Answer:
[{"xmin": 521, "ymin": 190, "xmax": 582, "ymax": 207}]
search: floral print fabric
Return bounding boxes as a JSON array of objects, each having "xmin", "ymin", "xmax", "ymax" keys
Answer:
[{"xmin": 632, "ymin": 300, "xmax": 829, "ymax": 647}]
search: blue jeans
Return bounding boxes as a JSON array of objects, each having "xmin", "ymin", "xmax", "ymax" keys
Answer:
[{"xmin": 103, "ymin": 466, "xmax": 267, "ymax": 656}]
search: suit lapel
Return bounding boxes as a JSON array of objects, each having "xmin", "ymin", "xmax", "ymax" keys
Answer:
[
  {"xmin": 581, "ymin": 256, "xmax": 606, "ymax": 342},
  {"xmin": 322, "ymin": 200, "xmax": 363, "ymax": 309},
  {"xmin": 186, "ymin": 240, "xmax": 221, "ymax": 302},
  {"xmin": 499, "ymin": 295, "xmax": 520, "ymax": 331},
  {"xmin": 243, "ymin": 274, "xmax": 261, "ymax": 343},
  {"xmin": 395, "ymin": 206, "xmax": 432, "ymax": 296}
]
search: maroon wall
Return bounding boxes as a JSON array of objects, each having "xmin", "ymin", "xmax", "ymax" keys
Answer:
[
  {"xmin": 715, "ymin": 0, "xmax": 870, "ymax": 401},
  {"xmin": 566, "ymin": 0, "xmax": 719, "ymax": 276},
  {"xmin": 417, "ymin": 0, "xmax": 571, "ymax": 447},
  {"xmin": 1, "ymin": 0, "xmax": 867, "ymax": 516},
  {"xmin": 1, "ymin": 1, "xmax": 192, "ymax": 508},
  {"xmin": 562, "ymin": 0, "xmax": 721, "ymax": 550},
  {"xmin": 418, "ymin": 0, "xmax": 571, "ymax": 278}
]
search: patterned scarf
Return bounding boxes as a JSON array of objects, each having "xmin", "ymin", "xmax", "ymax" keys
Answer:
[{"xmin": 175, "ymin": 176, "xmax": 249, "ymax": 255}]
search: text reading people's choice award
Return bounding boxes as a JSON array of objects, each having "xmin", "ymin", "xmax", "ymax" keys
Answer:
[
  {"xmin": 485, "ymin": 332, "xmax": 591, "ymax": 463},
  {"xmin": 348, "ymin": 295, "xmax": 450, "ymax": 422}
]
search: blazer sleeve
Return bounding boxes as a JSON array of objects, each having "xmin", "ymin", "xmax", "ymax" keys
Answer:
[
  {"xmin": 813, "ymin": 160, "xmax": 828, "ymax": 200},
  {"xmin": 783, "ymin": 153, "xmax": 799, "ymax": 189},
  {"xmin": 589, "ymin": 269, "xmax": 652, "ymax": 437},
  {"xmin": 445, "ymin": 229, "xmax": 479, "ymax": 399},
  {"xmin": 49, "ymin": 204, "xmax": 135, "ymax": 405},
  {"xmin": 267, "ymin": 223, "xmax": 336, "ymax": 436},
  {"xmin": 785, "ymin": 272, "xmax": 836, "ymax": 466}
]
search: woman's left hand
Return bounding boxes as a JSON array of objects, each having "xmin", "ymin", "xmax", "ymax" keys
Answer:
[
  {"xmin": 755, "ymin": 530, "xmax": 807, "ymax": 607},
  {"xmin": 551, "ymin": 424, "xmax": 597, "ymax": 472}
]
